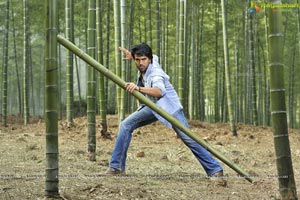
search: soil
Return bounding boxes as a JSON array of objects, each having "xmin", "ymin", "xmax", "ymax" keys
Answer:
[{"xmin": 0, "ymin": 115, "xmax": 300, "ymax": 200}]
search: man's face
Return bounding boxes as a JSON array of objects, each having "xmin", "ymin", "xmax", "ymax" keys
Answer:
[{"xmin": 134, "ymin": 54, "xmax": 151, "ymax": 74}]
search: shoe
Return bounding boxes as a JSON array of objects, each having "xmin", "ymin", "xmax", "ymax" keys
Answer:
[
  {"xmin": 105, "ymin": 167, "xmax": 125, "ymax": 175},
  {"xmin": 210, "ymin": 170, "xmax": 227, "ymax": 187},
  {"xmin": 211, "ymin": 170, "xmax": 224, "ymax": 178}
]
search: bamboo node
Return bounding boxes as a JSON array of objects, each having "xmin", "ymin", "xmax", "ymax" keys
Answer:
[
  {"xmin": 273, "ymin": 134, "xmax": 289, "ymax": 139},
  {"xmin": 268, "ymin": 62, "xmax": 284, "ymax": 67},
  {"xmin": 268, "ymin": 33, "xmax": 284, "ymax": 38},
  {"xmin": 271, "ymin": 111, "xmax": 286, "ymax": 114},
  {"xmin": 270, "ymin": 89, "xmax": 285, "ymax": 92}
]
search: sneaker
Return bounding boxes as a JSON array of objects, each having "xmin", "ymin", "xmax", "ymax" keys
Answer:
[{"xmin": 105, "ymin": 167, "xmax": 125, "ymax": 175}]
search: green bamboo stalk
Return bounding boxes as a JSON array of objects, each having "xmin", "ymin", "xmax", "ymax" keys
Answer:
[
  {"xmin": 163, "ymin": 1, "xmax": 169, "ymax": 74},
  {"xmin": 23, "ymin": 0, "xmax": 30, "ymax": 125},
  {"xmin": 234, "ymin": 20, "xmax": 239, "ymax": 123},
  {"xmin": 29, "ymin": 44, "xmax": 35, "ymax": 116},
  {"xmin": 178, "ymin": 0, "xmax": 184, "ymax": 105},
  {"xmin": 113, "ymin": 0, "xmax": 122, "ymax": 120},
  {"xmin": 45, "ymin": 0, "xmax": 59, "ymax": 196},
  {"xmin": 256, "ymin": 36, "xmax": 262, "ymax": 125},
  {"xmin": 105, "ymin": 0, "xmax": 111, "ymax": 106},
  {"xmin": 161, "ymin": 19, "xmax": 165, "ymax": 73},
  {"xmin": 120, "ymin": 0, "xmax": 126, "ymax": 120},
  {"xmin": 198, "ymin": 4, "xmax": 205, "ymax": 120},
  {"xmin": 155, "ymin": 0, "xmax": 161, "ymax": 58},
  {"xmin": 175, "ymin": 0, "xmax": 179, "ymax": 91},
  {"xmin": 214, "ymin": 1, "xmax": 220, "ymax": 123},
  {"xmin": 96, "ymin": 0, "xmax": 109, "ymax": 137},
  {"xmin": 2, "ymin": 0, "xmax": 9, "ymax": 127},
  {"xmin": 75, "ymin": 54, "xmax": 82, "ymax": 113},
  {"xmin": 58, "ymin": 38, "xmax": 62, "ymax": 120},
  {"xmin": 57, "ymin": 34, "xmax": 253, "ymax": 183},
  {"xmin": 65, "ymin": 0, "xmax": 74, "ymax": 126},
  {"xmin": 143, "ymin": 13, "xmax": 147, "ymax": 44},
  {"xmin": 183, "ymin": 0, "xmax": 189, "ymax": 114},
  {"xmin": 288, "ymin": 33, "xmax": 296, "ymax": 128},
  {"xmin": 242, "ymin": 6, "xmax": 248, "ymax": 124},
  {"xmin": 126, "ymin": 0, "xmax": 134, "ymax": 113},
  {"xmin": 87, "ymin": 0, "xmax": 97, "ymax": 161},
  {"xmin": 11, "ymin": 7, "xmax": 22, "ymax": 115},
  {"xmin": 147, "ymin": 0, "xmax": 152, "ymax": 47},
  {"xmin": 249, "ymin": 12, "xmax": 258, "ymax": 126},
  {"xmin": 268, "ymin": 1, "xmax": 297, "ymax": 198},
  {"xmin": 194, "ymin": 7, "xmax": 200, "ymax": 120},
  {"xmin": 297, "ymin": 0, "xmax": 300, "ymax": 128},
  {"xmin": 188, "ymin": 4, "xmax": 195, "ymax": 120},
  {"xmin": 221, "ymin": 0, "xmax": 237, "ymax": 136},
  {"xmin": 264, "ymin": 7, "xmax": 271, "ymax": 126}
]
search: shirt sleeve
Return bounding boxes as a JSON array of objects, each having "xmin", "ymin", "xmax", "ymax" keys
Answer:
[
  {"xmin": 151, "ymin": 55, "xmax": 166, "ymax": 96},
  {"xmin": 151, "ymin": 71, "xmax": 166, "ymax": 96}
]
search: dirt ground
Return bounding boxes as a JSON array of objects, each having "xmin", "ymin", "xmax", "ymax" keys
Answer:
[{"xmin": 0, "ymin": 115, "xmax": 300, "ymax": 200}]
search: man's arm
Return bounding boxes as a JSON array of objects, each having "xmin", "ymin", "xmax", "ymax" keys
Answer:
[
  {"xmin": 125, "ymin": 82, "xmax": 162, "ymax": 98},
  {"xmin": 119, "ymin": 47, "xmax": 132, "ymax": 60}
]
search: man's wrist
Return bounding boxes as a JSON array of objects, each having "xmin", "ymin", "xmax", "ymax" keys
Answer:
[{"xmin": 127, "ymin": 51, "xmax": 132, "ymax": 60}]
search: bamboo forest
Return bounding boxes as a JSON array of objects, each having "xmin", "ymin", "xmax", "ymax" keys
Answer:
[{"xmin": 0, "ymin": 0, "xmax": 300, "ymax": 199}]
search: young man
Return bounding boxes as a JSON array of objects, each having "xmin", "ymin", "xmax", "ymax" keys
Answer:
[{"xmin": 106, "ymin": 43, "xmax": 224, "ymax": 178}]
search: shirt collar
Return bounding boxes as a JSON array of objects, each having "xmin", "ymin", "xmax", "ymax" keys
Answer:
[{"xmin": 143, "ymin": 63, "xmax": 153, "ymax": 80}]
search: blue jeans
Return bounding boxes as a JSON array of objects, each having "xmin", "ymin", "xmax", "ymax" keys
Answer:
[{"xmin": 109, "ymin": 106, "xmax": 223, "ymax": 176}]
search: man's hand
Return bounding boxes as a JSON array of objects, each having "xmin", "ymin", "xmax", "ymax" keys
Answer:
[
  {"xmin": 119, "ymin": 47, "xmax": 132, "ymax": 60},
  {"xmin": 125, "ymin": 82, "xmax": 139, "ymax": 93},
  {"xmin": 125, "ymin": 82, "xmax": 162, "ymax": 97}
]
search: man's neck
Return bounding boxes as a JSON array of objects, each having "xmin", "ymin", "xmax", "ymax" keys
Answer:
[{"xmin": 140, "ymin": 67, "xmax": 149, "ymax": 77}]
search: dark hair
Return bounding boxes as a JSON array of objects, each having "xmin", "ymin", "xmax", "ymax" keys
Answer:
[{"xmin": 130, "ymin": 43, "xmax": 153, "ymax": 62}]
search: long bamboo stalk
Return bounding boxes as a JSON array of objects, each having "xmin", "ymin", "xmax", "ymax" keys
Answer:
[
  {"xmin": 221, "ymin": 0, "xmax": 237, "ymax": 136},
  {"xmin": 11, "ymin": 7, "xmax": 22, "ymax": 115},
  {"xmin": 23, "ymin": 0, "xmax": 30, "ymax": 125},
  {"xmin": 2, "ymin": 0, "xmax": 9, "ymax": 127},
  {"xmin": 45, "ymin": 0, "xmax": 59, "ymax": 196},
  {"xmin": 57, "ymin": 34, "xmax": 253, "ymax": 183},
  {"xmin": 96, "ymin": 0, "xmax": 108, "ymax": 137},
  {"xmin": 65, "ymin": 0, "xmax": 74, "ymax": 125},
  {"xmin": 268, "ymin": 1, "xmax": 297, "ymax": 198},
  {"xmin": 120, "ymin": 0, "xmax": 126, "ymax": 120},
  {"xmin": 249, "ymin": 13, "xmax": 258, "ymax": 126},
  {"xmin": 178, "ymin": 0, "xmax": 184, "ymax": 106},
  {"xmin": 113, "ymin": 0, "xmax": 121, "ymax": 120},
  {"xmin": 87, "ymin": 0, "xmax": 97, "ymax": 161}
]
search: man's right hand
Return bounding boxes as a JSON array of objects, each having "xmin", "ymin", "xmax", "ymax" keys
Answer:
[
  {"xmin": 119, "ymin": 47, "xmax": 132, "ymax": 61},
  {"xmin": 125, "ymin": 82, "xmax": 139, "ymax": 93}
]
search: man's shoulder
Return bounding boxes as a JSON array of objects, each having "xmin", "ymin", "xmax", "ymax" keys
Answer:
[
  {"xmin": 149, "ymin": 64, "xmax": 164, "ymax": 74},
  {"xmin": 153, "ymin": 55, "xmax": 159, "ymax": 63}
]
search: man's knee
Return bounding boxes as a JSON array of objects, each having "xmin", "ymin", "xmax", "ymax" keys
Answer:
[{"xmin": 119, "ymin": 119, "xmax": 133, "ymax": 131}]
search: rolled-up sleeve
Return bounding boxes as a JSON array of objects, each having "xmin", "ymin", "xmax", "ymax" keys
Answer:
[
  {"xmin": 151, "ymin": 74, "xmax": 166, "ymax": 96},
  {"xmin": 147, "ymin": 55, "xmax": 166, "ymax": 96}
]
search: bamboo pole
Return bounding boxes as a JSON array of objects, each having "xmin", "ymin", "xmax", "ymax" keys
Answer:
[
  {"xmin": 57, "ymin": 34, "xmax": 253, "ymax": 183},
  {"xmin": 45, "ymin": 0, "xmax": 59, "ymax": 196},
  {"xmin": 268, "ymin": 1, "xmax": 297, "ymax": 198}
]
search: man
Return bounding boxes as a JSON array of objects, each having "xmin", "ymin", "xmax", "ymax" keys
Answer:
[{"xmin": 106, "ymin": 43, "xmax": 224, "ymax": 178}]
